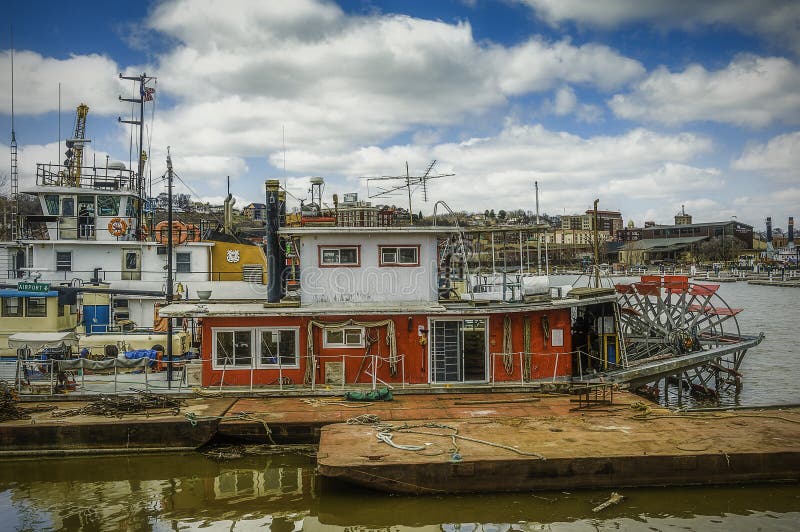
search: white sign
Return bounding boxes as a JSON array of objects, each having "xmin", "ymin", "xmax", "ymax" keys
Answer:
[
  {"xmin": 551, "ymin": 328, "xmax": 564, "ymax": 347},
  {"xmin": 226, "ymin": 249, "xmax": 240, "ymax": 263}
]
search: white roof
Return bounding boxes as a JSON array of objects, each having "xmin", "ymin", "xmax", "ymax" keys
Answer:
[
  {"xmin": 7, "ymin": 331, "xmax": 78, "ymax": 351},
  {"xmin": 279, "ymin": 226, "xmax": 459, "ymax": 235}
]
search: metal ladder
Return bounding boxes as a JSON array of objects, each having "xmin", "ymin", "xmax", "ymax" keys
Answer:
[
  {"xmin": 613, "ymin": 300, "xmax": 629, "ymax": 368},
  {"xmin": 10, "ymin": 133, "xmax": 19, "ymax": 240}
]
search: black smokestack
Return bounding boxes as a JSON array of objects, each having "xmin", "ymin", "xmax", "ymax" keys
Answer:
[
  {"xmin": 789, "ymin": 217, "xmax": 794, "ymax": 244},
  {"xmin": 266, "ymin": 179, "xmax": 282, "ymax": 303},
  {"xmin": 766, "ymin": 217, "xmax": 772, "ymax": 243}
]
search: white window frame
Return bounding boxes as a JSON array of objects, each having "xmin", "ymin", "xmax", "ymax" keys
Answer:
[
  {"xmin": 176, "ymin": 251, "xmax": 192, "ymax": 273},
  {"xmin": 379, "ymin": 245, "xmax": 419, "ymax": 266},
  {"xmin": 323, "ymin": 327, "xmax": 365, "ymax": 348},
  {"xmin": 319, "ymin": 245, "xmax": 360, "ymax": 266},
  {"xmin": 211, "ymin": 328, "xmax": 255, "ymax": 370},
  {"xmin": 256, "ymin": 327, "xmax": 300, "ymax": 369},
  {"xmin": 56, "ymin": 251, "xmax": 72, "ymax": 272}
]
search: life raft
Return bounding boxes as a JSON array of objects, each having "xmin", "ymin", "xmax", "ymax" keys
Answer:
[{"xmin": 107, "ymin": 217, "xmax": 128, "ymax": 237}]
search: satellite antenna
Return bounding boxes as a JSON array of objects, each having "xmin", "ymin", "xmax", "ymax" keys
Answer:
[{"xmin": 361, "ymin": 160, "xmax": 454, "ymax": 225}]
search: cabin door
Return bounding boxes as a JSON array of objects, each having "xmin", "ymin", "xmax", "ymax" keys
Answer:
[
  {"xmin": 430, "ymin": 318, "xmax": 487, "ymax": 383},
  {"xmin": 121, "ymin": 248, "xmax": 142, "ymax": 280}
]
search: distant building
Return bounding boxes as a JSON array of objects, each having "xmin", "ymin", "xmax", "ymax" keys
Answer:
[
  {"xmin": 674, "ymin": 205, "xmax": 692, "ymax": 225},
  {"xmin": 243, "ymin": 202, "xmax": 266, "ymax": 221},
  {"xmin": 560, "ymin": 210, "xmax": 623, "ymax": 237}
]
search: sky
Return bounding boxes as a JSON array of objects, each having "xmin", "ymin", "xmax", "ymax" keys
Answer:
[{"xmin": 1, "ymin": 0, "xmax": 799, "ymax": 231}]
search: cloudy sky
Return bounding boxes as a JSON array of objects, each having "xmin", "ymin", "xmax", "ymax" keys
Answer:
[{"xmin": 2, "ymin": 0, "xmax": 799, "ymax": 230}]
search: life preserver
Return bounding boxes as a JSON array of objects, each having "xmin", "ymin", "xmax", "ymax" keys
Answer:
[
  {"xmin": 108, "ymin": 217, "xmax": 128, "ymax": 237},
  {"xmin": 154, "ymin": 221, "xmax": 189, "ymax": 245}
]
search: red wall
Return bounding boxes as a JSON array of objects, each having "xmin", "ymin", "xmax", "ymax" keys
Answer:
[{"xmin": 200, "ymin": 309, "xmax": 572, "ymax": 387}]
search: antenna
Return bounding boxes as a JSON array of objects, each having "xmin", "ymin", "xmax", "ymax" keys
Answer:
[
  {"xmin": 9, "ymin": 26, "xmax": 19, "ymax": 240},
  {"xmin": 361, "ymin": 160, "xmax": 454, "ymax": 225}
]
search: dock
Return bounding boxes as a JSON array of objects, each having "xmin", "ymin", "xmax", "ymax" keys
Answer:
[
  {"xmin": 3, "ymin": 391, "xmax": 800, "ymax": 495},
  {"xmin": 315, "ymin": 392, "xmax": 800, "ymax": 494}
]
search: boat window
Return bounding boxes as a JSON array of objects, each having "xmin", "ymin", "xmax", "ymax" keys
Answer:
[
  {"xmin": 97, "ymin": 196, "xmax": 120, "ymax": 216},
  {"xmin": 176, "ymin": 252, "xmax": 191, "ymax": 273},
  {"xmin": 45, "ymin": 195, "xmax": 59, "ymax": 215},
  {"xmin": 214, "ymin": 330, "xmax": 253, "ymax": 368},
  {"xmin": 25, "ymin": 297, "xmax": 48, "ymax": 317},
  {"xmin": 319, "ymin": 246, "xmax": 360, "ymax": 266},
  {"xmin": 379, "ymin": 245, "xmax": 419, "ymax": 266},
  {"xmin": 125, "ymin": 251, "xmax": 138, "ymax": 270},
  {"xmin": 1, "ymin": 297, "xmax": 22, "ymax": 317},
  {"xmin": 324, "ymin": 327, "xmax": 364, "ymax": 348},
  {"xmin": 259, "ymin": 329, "xmax": 298, "ymax": 367},
  {"xmin": 61, "ymin": 197, "xmax": 75, "ymax": 216},
  {"xmin": 125, "ymin": 198, "xmax": 137, "ymax": 217},
  {"xmin": 56, "ymin": 251, "xmax": 72, "ymax": 271}
]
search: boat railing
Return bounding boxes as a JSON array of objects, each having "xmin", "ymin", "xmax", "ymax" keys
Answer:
[
  {"xmin": 488, "ymin": 350, "xmax": 606, "ymax": 385},
  {"xmin": 36, "ymin": 162, "xmax": 139, "ymax": 192}
]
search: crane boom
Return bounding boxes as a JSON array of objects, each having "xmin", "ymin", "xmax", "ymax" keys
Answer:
[{"xmin": 65, "ymin": 103, "xmax": 90, "ymax": 186}]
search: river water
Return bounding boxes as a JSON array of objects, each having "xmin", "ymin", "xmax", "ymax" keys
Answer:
[{"xmin": 1, "ymin": 281, "xmax": 799, "ymax": 531}]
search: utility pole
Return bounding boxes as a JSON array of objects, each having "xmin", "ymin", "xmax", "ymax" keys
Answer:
[
  {"xmin": 535, "ymin": 181, "xmax": 541, "ymax": 275},
  {"xmin": 166, "ymin": 148, "xmax": 174, "ymax": 387},
  {"xmin": 593, "ymin": 199, "xmax": 600, "ymax": 287}
]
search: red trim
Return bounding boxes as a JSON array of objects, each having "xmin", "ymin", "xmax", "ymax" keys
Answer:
[
  {"xmin": 318, "ymin": 244, "xmax": 361, "ymax": 268},
  {"xmin": 378, "ymin": 244, "xmax": 421, "ymax": 267}
]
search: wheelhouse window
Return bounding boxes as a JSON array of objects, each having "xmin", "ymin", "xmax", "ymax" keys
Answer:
[
  {"xmin": 1, "ymin": 297, "xmax": 22, "ymax": 317},
  {"xmin": 379, "ymin": 245, "xmax": 419, "ymax": 266},
  {"xmin": 45, "ymin": 195, "xmax": 59, "ymax": 215},
  {"xmin": 97, "ymin": 196, "xmax": 120, "ymax": 216},
  {"xmin": 213, "ymin": 329, "xmax": 253, "ymax": 368},
  {"xmin": 61, "ymin": 197, "xmax": 75, "ymax": 216},
  {"xmin": 259, "ymin": 329, "xmax": 299, "ymax": 367},
  {"xmin": 26, "ymin": 297, "xmax": 48, "ymax": 317},
  {"xmin": 176, "ymin": 252, "xmax": 191, "ymax": 273},
  {"xmin": 319, "ymin": 246, "xmax": 360, "ymax": 267},
  {"xmin": 324, "ymin": 327, "xmax": 364, "ymax": 348},
  {"xmin": 56, "ymin": 251, "xmax": 72, "ymax": 271}
]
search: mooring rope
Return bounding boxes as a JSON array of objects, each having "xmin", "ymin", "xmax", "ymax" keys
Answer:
[{"xmin": 523, "ymin": 317, "xmax": 532, "ymax": 380}]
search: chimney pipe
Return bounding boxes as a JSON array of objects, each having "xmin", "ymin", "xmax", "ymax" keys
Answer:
[
  {"xmin": 766, "ymin": 217, "xmax": 772, "ymax": 243},
  {"xmin": 789, "ymin": 216, "xmax": 795, "ymax": 249},
  {"xmin": 266, "ymin": 179, "xmax": 283, "ymax": 303}
]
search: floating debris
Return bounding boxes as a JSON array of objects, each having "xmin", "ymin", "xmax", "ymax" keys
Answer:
[
  {"xmin": 592, "ymin": 492, "xmax": 625, "ymax": 513},
  {"xmin": 51, "ymin": 390, "xmax": 186, "ymax": 418},
  {"xmin": 201, "ymin": 443, "xmax": 317, "ymax": 461}
]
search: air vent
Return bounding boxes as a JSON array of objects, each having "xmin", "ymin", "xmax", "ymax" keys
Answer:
[{"xmin": 242, "ymin": 264, "xmax": 264, "ymax": 284}]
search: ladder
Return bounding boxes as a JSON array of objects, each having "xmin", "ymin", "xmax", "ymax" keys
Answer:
[
  {"xmin": 10, "ymin": 133, "xmax": 18, "ymax": 240},
  {"xmin": 613, "ymin": 301, "xmax": 629, "ymax": 368}
]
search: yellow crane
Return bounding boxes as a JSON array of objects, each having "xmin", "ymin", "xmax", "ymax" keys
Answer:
[{"xmin": 64, "ymin": 103, "xmax": 90, "ymax": 186}]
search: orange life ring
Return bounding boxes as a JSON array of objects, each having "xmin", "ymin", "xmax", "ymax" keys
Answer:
[
  {"xmin": 154, "ymin": 221, "xmax": 189, "ymax": 245},
  {"xmin": 108, "ymin": 217, "xmax": 128, "ymax": 237}
]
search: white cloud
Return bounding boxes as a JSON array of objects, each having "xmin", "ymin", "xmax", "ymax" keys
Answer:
[
  {"xmin": 270, "ymin": 122, "xmax": 715, "ymax": 218},
  {"xmin": 553, "ymin": 86, "xmax": 577, "ymax": 115},
  {"xmin": 518, "ymin": 0, "xmax": 800, "ymax": 54},
  {"xmin": 609, "ymin": 55, "xmax": 800, "ymax": 127},
  {"xmin": 140, "ymin": 0, "xmax": 643, "ymax": 158},
  {"xmin": 0, "ymin": 51, "xmax": 123, "ymax": 115},
  {"xmin": 543, "ymin": 85, "xmax": 604, "ymax": 122},
  {"xmin": 732, "ymin": 131, "xmax": 800, "ymax": 181}
]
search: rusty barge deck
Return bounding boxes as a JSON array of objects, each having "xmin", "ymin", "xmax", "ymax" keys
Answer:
[{"xmin": 315, "ymin": 393, "xmax": 800, "ymax": 494}]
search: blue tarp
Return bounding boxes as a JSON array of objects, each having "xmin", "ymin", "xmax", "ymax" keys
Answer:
[{"xmin": 124, "ymin": 349, "xmax": 159, "ymax": 361}]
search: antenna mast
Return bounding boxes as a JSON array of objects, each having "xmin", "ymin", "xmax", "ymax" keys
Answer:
[
  {"xmin": 362, "ymin": 160, "xmax": 454, "ymax": 225},
  {"xmin": 9, "ymin": 27, "xmax": 18, "ymax": 240},
  {"xmin": 119, "ymin": 72, "xmax": 156, "ymax": 240}
]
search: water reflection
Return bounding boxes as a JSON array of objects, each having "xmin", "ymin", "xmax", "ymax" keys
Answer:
[{"xmin": 1, "ymin": 453, "xmax": 799, "ymax": 531}]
